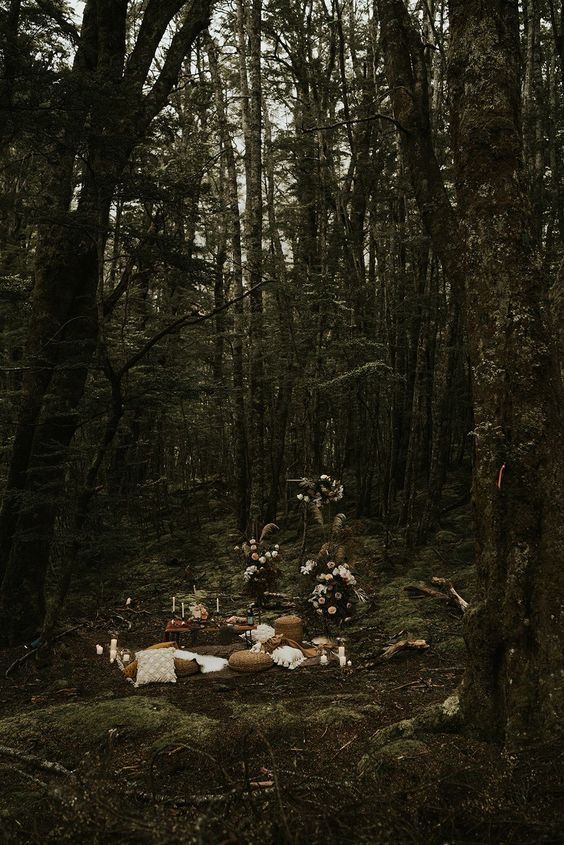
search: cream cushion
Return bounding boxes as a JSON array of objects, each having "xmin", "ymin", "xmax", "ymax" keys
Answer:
[{"xmin": 135, "ymin": 647, "xmax": 177, "ymax": 687}]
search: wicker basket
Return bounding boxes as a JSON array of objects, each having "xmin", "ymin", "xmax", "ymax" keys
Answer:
[
  {"xmin": 228, "ymin": 650, "xmax": 273, "ymax": 673},
  {"xmin": 274, "ymin": 614, "xmax": 303, "ymax": 642}
]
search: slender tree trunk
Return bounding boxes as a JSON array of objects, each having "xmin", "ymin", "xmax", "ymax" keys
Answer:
[
  {"xmin": 237, "ymin": 0, "xmax": 265, "ymax": 535},
  {"xmin": 206, "ymin": 34, "xmax": 249, "ymax": 531}
]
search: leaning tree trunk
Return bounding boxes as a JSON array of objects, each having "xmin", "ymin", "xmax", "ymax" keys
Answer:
[{"xmin": 449, "ymin": 0, "xmax": 564, "ymax": 745}]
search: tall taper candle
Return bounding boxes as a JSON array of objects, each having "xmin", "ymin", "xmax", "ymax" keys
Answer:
[
  {"xmin": 181, "ymin": 601, "xmax": 185, "ymax": 618},
  {"xmin": 172, "ymin": 596, "xmax": 176, "ymax": 613},
  {"xmin": 216, "ymin": 598, "xmax": 220, "ymax": 613}
]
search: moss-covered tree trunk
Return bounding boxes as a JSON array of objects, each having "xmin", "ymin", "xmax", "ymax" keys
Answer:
[{"xmin": 449, "ymin": 0, "xmax": 564, "ymax": 745}]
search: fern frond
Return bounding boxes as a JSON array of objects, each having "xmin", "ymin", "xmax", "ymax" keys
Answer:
[
  {"xmin": 260, "ymin": 522, "xmax": 279, "ymax": 542},
  {"xmin": 335, "ymin": 545, "xmax": 347, "ymax": 564},
  {"xmin": 332, "ymin": 513, "xmax": 347, "ymax": 534},
  {"xmin": 308, "ymin": 503, "xmax": 324, "ymax": 526}
]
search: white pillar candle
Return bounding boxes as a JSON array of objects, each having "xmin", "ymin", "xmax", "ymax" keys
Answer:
[
  {"xmin": 110, "ymin": 638, "xmax": 117, "ymax": 663},
  {"xmin": 96, "ymin": 644, "xmax": 103, "ymax": 655},
  {"xmin": 181, "ymin": 602, "xmax": 185, "ymax": 619},
  {"xmin": 320, "ymin": 653, "xmax": 328, "ymax": 666},
  {"xmin": 122, "ymin": 652, "xmax": 131, "ymax": 663},
  {"xmin": 172, "ymin": 596, "xmax": 176, "ymax": 613},
  {"xmin": 216, "ymin": 598, "xmax": 220, "ymax": 613},
  {"xmin": 126, "ymin": 597, "xmax": 132, "ymax": 606}
]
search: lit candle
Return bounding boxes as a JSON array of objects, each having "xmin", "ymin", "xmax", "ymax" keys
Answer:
[
  {"xmin": 125, "ymin": 597, "xmax": 132, "ymax": 607},
  {"xmin": 320, "ymin": 653, "xmax": 328, "ymax": 666},
  {"xmin": 96, "ymin": 644, "xmax": 103, "ymax": 655},
  {"xmin": 193, "ymin": 584, "xmax": 196, "ymax": 594},
  {"xmin": 172, "ymin": 596, "xmax": 176, "ymax": 613},
  {"xmin": 338, "ymin": 645, "xmax": 346, "ymax": 667},
  {"xmin": 122, "ymin": 652, "xmax": 131, "ymax": 663},
  {"xmin": 181, "ymin": 601, "xmax": 185, "ymax": 619},
  {"xmin": 216, "ymin": 598, "xmax": 220, "ymax": 613},
  {"xmin": 110, "ymin": 638, "xmax": 118, "ymax": 663}
]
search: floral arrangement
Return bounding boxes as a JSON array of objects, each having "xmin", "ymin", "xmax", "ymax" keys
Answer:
[
  {"xmin": 296, "ymin": 474, "xmax": 344, "ymax": 508},
  {"xmin": 237, "ymin": 523, "xmax": 281, "ymax": 602},
  {"xmin": 301, "ymin": 515, "xmax": 360, "ymax": 625},
  {"xmin": 303, "ymin": 552, "xmax": 357, "ymax": 624}
]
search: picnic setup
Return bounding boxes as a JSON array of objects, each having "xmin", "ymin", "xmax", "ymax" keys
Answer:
[{"xmin": 99, "ymin": 477, "xmax": 362, "ymax": 689}]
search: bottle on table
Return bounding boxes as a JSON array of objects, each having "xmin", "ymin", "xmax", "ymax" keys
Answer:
[{"xmin": 246, "ymin": 606, "xmax": 255, "ymax": 626}]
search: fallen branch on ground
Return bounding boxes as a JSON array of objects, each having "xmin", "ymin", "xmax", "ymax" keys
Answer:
[
  {"xmin": 5, "ymin": 623, "xmax": 85, "ymax": 678},
  {"xmin": 404, "ymin": 576, "xmax": 469, "ymax": 614},
  {"xmin": 431, "ymin": 577, "xmax": 469, "ymax": 612},
  {"xmin": 380, "ymin": 639, "xmax": 430, "ymax": 660},
  {"xmin": 0, "ymin": 745, "xmax": 72, "ymax": 776}
]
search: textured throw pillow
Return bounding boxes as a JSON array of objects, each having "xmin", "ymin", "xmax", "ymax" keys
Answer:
[{"xmin": 135, "ymin": 647, "xmax": 177, "ymax": 687}]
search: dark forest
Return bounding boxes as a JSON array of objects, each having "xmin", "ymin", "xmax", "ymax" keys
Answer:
[{"xmin": 0, "ymin": 1, "xmax": 562, "ymax": 843}]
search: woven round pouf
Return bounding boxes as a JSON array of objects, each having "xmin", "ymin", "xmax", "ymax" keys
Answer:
[
  {"xmin": 274, "ymin": 614, "xmax": 303, "ymax": 642},
  {"xmin": 228, "ymin": 650, "xmax": 273, "ymax": 673}
]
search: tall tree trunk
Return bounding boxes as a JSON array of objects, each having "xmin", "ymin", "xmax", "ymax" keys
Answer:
[
  {"xmin": 448, "ymin": 0, "xmax": 564, "ymax": 745},
  {"xmin": 237, "ymin": 0, "xmax": 264, "ymax": 535},
  {"xmin": 205, "ymin": 33, "xmax": 249, "ymax": 531}
]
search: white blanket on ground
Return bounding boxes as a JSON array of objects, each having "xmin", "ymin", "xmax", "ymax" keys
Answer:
[{"xmin": 173, "ymin": 649, "xmax": 228, "ymax": 674}]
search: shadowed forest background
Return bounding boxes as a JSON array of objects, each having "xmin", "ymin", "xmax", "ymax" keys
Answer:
[{"xmin": 0, "ymin": 0, "xmax": 563, "ymax": 843}]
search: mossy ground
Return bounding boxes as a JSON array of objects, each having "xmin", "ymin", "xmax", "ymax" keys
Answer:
[{"xmin": 1, "ymin": 485, "xmax": 561, "ymax": 844}]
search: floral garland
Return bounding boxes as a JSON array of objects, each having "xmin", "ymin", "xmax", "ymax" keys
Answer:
[
  {"xmin": 301, "ymin": 546, "xmax": 357, "ymax": 624},
  {"xmin": 296, "ymin": 474, "xmax": 344, "ymax": 508}
]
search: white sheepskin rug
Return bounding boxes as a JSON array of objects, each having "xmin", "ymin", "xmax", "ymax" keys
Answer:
[
  {"xmin": 174, "ymin": 649, "xmax": 228, "ymax": 674},
  {"xmin": 271, "ymin": 645, "xmax": 305, "ymax": 670},
  {"xmin": 241, "ymin": 623, "xmax": 276, "ymax": 644}
]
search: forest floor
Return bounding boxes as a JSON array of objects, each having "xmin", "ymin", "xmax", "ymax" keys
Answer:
[{"xmin": 0, "ymin": 481, "xmax": 562, "ymax": 844}]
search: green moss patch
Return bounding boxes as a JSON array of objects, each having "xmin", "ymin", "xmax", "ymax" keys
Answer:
[{"xmin": 0, "ymin": 697, "xmax": 219, "ymax": 765}]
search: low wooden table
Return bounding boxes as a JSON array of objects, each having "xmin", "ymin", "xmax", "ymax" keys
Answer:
[
  {"xmin": 164, "ymin": 619, "xmax": 212, "ymax": 645},
  {"xmin": 165, "ymin": 618, "xmax": 259, "ymax": 647}
]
